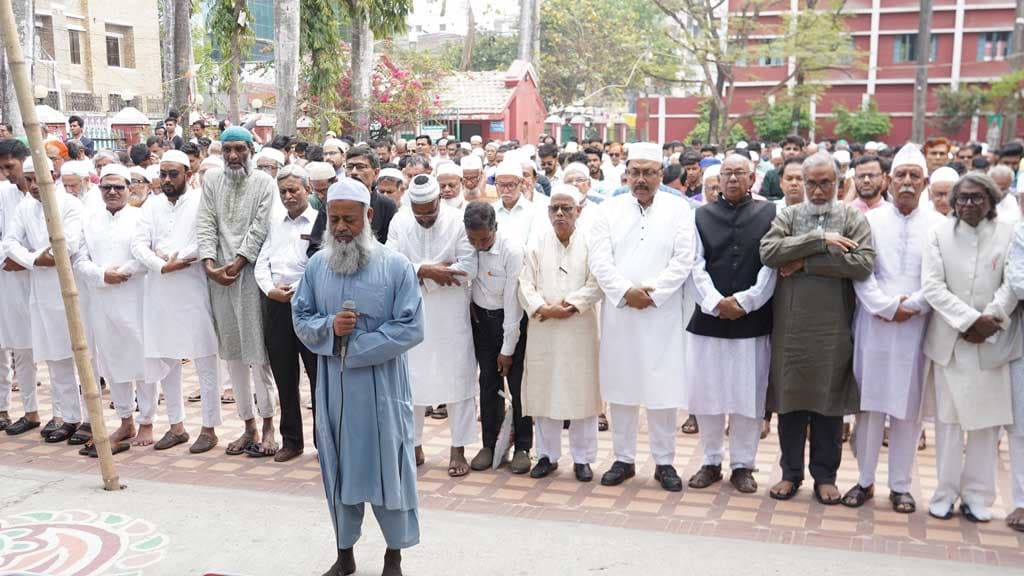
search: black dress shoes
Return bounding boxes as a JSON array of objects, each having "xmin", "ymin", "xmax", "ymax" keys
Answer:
[
  {"xmin": 574, "ymin": 463, "xmax": 593, "ymax": 482},
  {"xmin": 530, "ymin": 456, "xmax": 558, "ymax": 478},
  {"xmin": 600, "ymin": 461, "xmax": 636, "ymax": 486},
  {"xmin": 654, "ymin": 464, "xmax": 683, "ymax": 492}
]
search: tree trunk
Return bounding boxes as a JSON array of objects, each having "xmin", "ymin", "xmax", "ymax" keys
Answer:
[
  {"xmin": 790, "ymin": 70, "xmax": 805, "ymax": 136},
  {"xmin": 460, "ymin": 0, "xmax": 475, "ymax": 71},
  {"xmin": 1002, "ymin": 0, "xmax": 1024, "ymax": 142},
  {"xmin": 707, "ymin": 66, "xmax": 727, "ymax": 145},
  {"xmin": 350, "ymin": 7, "xmax": 374, "ymax": 139},
  {"xmin": 228, "ymin": 0, "xmax": 243, "ymax": 124},
  {"xmin": 171, "ymin": 0, "xmax": 191, "ymax": 116},
  {"xmin": 2, "ymin": 0, "xmax": 31, "ymax": 136},
  {"xmin": 532, "ymin": 0, "xmax": 540, "ymax": 72},
  {"xmin": 160, "ymin": 0, "xmax": 175, "ymax": 111},
  {"xmin": 911, "ymin": 0, "xmax": 932, "ymax": 143},
  {"xmin": 517, "ymin": 0, "xmax": 534, "ymax": 63},
  {"xmin": 275, "ymin": 0, "xmax": 300, "ymax": 135}
]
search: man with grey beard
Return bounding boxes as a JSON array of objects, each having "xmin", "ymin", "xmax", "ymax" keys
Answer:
[
  {"xmin": 196, "ymin": 127, "xmax": 279, "ymax": 457},
  {"xmin": 293, "ymin": 177, "xmax": 424, "ymax": 576}
]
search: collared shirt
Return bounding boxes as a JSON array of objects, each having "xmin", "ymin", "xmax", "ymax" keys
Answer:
[
  {"xmin": 851, "ymin": 196, "xmax": 888, "ymax": 214},
  {"xmin": 493, "ymin": 195, "xmax": 535, "ymax": 247},
  {"xmin": 472, "ymin": 230, "xmax": 524, "ymax": 356},
  {"xmin": 255, "ymin": 204, "xmax": 318, "ymax": 295}
]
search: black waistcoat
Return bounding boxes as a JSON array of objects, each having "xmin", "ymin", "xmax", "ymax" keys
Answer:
[{"xmin": 686, "ymin": 196, "xmax": 776, "ymax": 339}]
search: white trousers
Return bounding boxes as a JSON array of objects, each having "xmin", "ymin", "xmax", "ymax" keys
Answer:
[
  {"xmin": 854, "ymin": 411, "xmax": 920, "ymax": 493},
  {"xmin": 1007, "ymin": 431, "xmax": 1024, "ymax": 510},
  {"xmin": 110, "ymin": 380, "xmax": 158, "ymax": 425},
  {"xmin": 610, "ymin": 404, "xmax": 677, "ymax": 466},
  {"xmin": 696, "ymin": 413, "xmax": 760, "ymax": 470},
  {"xmin": 414, "ymin": 398, "xmax": 477, "ymax": 447},
  {"xmin": 152, "ymin": 356, "xmax": 221, "ymax": 427},
  {"xmin": 930, "ymin": 421, "xmax": 998, "ymax": 519},
  {"xmin": 48, "ymin": 358, "xmax": 80, "ymax": 424},
  {"xmin": 226, "ymin": 360, "xmax": 276, "ymax": 421},
  {"xmin": 0, "ymin": 349, "xmax": 37, "ymax": 413},
  {"xmin": 534, "ymin": 416, "xmax": 598, "ymax": 464}
]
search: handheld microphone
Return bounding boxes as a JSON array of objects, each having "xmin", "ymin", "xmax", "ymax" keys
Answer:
[{"xmin": 339, "ymin": 299, "xmax": 356, "ymax": 371}]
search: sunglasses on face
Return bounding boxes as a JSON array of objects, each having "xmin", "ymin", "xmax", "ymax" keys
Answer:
[{"xmin": 99, "ymin": 184, "xmax": 127, "ymax": 192}]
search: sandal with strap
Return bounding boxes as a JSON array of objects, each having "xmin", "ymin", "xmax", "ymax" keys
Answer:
[
  {"xmin": 814, "ymin": 483, "xmax": 842, "ymax": 506},
  {"xmin": 769, "ymin": 480, "xmax": 801, "ymax": 501},
  {"xmin": 889, "ymin": 491, "xmax": 916, "ymax": 514},
  {"xmin": 841, "ymin": 484, "xmax": 874, "ymax": 508},
  {"xmin": 681, "ymin": 415, "xmax": 699, "ymax": 434}
]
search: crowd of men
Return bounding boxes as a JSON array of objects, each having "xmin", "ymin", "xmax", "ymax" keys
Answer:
[{"xmin": 3, "ymin": 117, "xmax": 1024, "ymax": 575}]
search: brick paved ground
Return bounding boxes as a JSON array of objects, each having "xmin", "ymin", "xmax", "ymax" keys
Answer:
[{"xmin": 2, "ymin": 362, "xmax": 1023, "ymax": 568}]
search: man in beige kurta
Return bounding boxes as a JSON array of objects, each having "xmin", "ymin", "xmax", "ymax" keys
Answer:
[
  {"xmin": 922, "ymin": 172, "xmax": 1020, "ymax": 523},
  {"xmin": 519, "ymin": 185, "xmax": 603, "ymax": 482}
]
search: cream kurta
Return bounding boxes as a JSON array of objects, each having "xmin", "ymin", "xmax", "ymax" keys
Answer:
[
  {"xmin": 588, "ymin": 191, "xmax": 695, "ymax": 409},
  {"xmin": 922, "ymin": 217, "xmax": 1020, "ymax": 431},
  {"xmin": 518, "ymin": 225, "xmax": 603, "ymax": 420},
  {"xmin": 1, "ymin": 193, "xmax": 83, "ymax": 362},
  {"xmin": 385, "ymin": 204, "xmax": 478, "ymax": 406},
  {"xmin": 853, "ymin": 203, "xmax": 946, "ymax": 420},
  {"xmin": 0, "ymin": 183, "xmax": 31, "ymax": 350},
  {"xmin": 73, "ymin": 205, "xmax": 147, "ymax": 383},
  {"xmin": 131, "ymin": 189, "xmax": 219, "ymax": 361}
]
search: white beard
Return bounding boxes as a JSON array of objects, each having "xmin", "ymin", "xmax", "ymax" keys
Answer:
[
  {"xmin": 322, "ymin": 220, "xmax": 375, "ymax": 275},
  {"xmin": 805, "ymin": 198, "xmax": 835, "ymax": 215},
  {"xmin": 224, "ymin": 163, "xmax": 250, "ymax": 185},
  {"xmin": 444, "ymin": 194, "xmax": 464, "ymax": 209}
]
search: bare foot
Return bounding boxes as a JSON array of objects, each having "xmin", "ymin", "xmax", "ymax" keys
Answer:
[
  {"xmin": 1007, "ymin": 507, "xmax": 1024, "ymax": 532},
  {"xmin": 132, "ymin": 424, "xmax": 154, "ymax": 447},
  {"xmin": 448, "ymin": 446, "xmax": 469, "ymax": 477},
  {"xmin": 770, "ymin": 480, "xmax": 799, "ymax": 499},
  {"xmin": 226, "ymin": 430, "xmax": 258, "ymax": 455},
  {"xmin": 110, "ymin": 420, "xmax": 136, "ymax": 444}
]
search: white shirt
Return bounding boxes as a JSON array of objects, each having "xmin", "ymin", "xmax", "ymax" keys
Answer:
[
  {"xmin": 471, "ymin": 230, "xmax": 524, "ymax": 356},
  {"xmin": 254, "ymin": 204, "xmax": 318, "ymax": 295},
  {"xmin": 0, "ymin": 183, "xmax": 32, "ymax": 350},
  {"xmin": 997, "ymin": 193, "xmax": 1021, "ymax": 225},
  {"xmin": 493, "ymin": 195, "xmax": 535, "ymax": 247}
]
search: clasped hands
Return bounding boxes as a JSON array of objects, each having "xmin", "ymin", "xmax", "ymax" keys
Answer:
[
  {"xmin": 204, "ymin": 256, "xmax": 247, "ymax": 286},
  {"xmin": 418, "ymin": 262, "xmax": 468, "ymax": 287},
  {"xmin": 962, "ymin": 314, "xmax": 1002, "ymax": 344}
]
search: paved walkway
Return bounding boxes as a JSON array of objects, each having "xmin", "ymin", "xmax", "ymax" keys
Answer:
[{"xmin": 1, "ymin": 362, "xmax": 1022, "ymax": 574}]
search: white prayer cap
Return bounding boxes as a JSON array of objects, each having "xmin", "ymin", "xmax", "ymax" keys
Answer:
[
  {"xmin": 564, "ymin": 142, "xmax": 579, "ymax": 154},
  {"xmin": 161, "ymin": 150, "xmax": 191, "ymax": 169},
  {"xmin": 770, "ymin": 147, "xmax": 783, "ymax": 160},
  {"xmin": 61, "ymin": 160, "xmax": 91, "ymax": 178},
  {"xmin": 200, "ymin": 155, "xmax": 223, "ymax": 171},
  {"xmin": 702, "ymin": 164, "xmax": 721, "ymax": 184},
  {"xmin": 471, "ymin": 148, "xmax": 485, "ymax": 158},
  {"xmin": 129, "ymin": 165, "xmax": 151, "ymax": 183},
  {"xmin": 323, "ymin": 138, "xmax": 348, "ymax": 153},
  {"xmin": 865, "ymin": 141, "xmax": 879, "ymax": 152},
  {"xmin": 306, "ymin": 161, "xmax": 336, "ymax": 182},
  {"xmin": 146, "ymin": 165, "xmax": 161, "ymax": 182},
  {"xmin": 277, "ymin": 163, "xmax": 308, "ymax": 182},
  {"xmin": 470, "ymin": 135, "xmax": 482, "ymax": 144},
  {"xmin": 833, "ymin": 150, "xmax": 851, "ymax": 165},
  {"xmin": 550, "ymin": 183, "xmax": 582, "ymax": 204},
  {"xmin": 563, "ymin": 162, "xmax": 589, "ymax": 179},
  {"xmin": 326, "ymin": 177, "xmax": 370, "ymax": 205},
  {"xmin": 628, "ymin": 142, "xmax": 661, "ymax": 163},
  {"xmin": 23, "ymin": 155, "xmax": 53, "ymax": 174},
  {"xmin": 876, "ymin": 141, "xmax": 887, "ymax": 152},
  {"xmin": 99, "ymin": 163, "xmax": 132, "ymax": 183},
  {"xmin": 378, "ymin": 167, "xmax": 404, "ymax": 183},
  {"xmin": 890, "ymin": 143, "xmax": 928, "ymax": 175},
  {"xmin": 460, "ymin": 155, "xmax": 482, "ymax": 170},
  {"xmin": 930, "ymin": 166, "xmax": 959, "ymax": 184},
  {"xmin": 436, "ymin": 161, "xmax": 463, "ymax": 179},
  {"xmin": 521, "ymin": 144, "xmax": 536, "ymax": 158},
  {"xmin": 256, "ymin": 147, "xmax": 285, "ymax": 166},
  {"xmin": 460, "ymin": 142, "xmax": 471, "ymax": 151},
  {"xmin": 749, "ymin": 151, "xmax": 759, "ymax": 162},
  {"xmin": 485, "ymin": 141, "xmax": 499, "ymax": 151},
  {"xmin": 494, "ymin": 160, "xmax": 523, "ymax": 179},
  {"xmin": 405, "ymin": 174, "xmax": 440, "ymax": 204},
  {"xmin": 735, "ymin": 140, "xmax": 749, "ymax": 149}
]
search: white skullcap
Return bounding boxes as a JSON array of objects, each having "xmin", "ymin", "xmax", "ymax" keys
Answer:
[
  {"xmin": 930, "ymin": 166, "xmax": 959, "ymax": 184},
  {"xmin": 563, "ymin": 162, "xmax": 589, "ymax": 179},
  {"xmin": 130, "ymin": 166, "xmax": 151, "ymax": 182},
  {"xmin": 23, "ymin": 156, "xmax": 53, "ymax": 174},
  {"xmin": 256, "ymin": 147, "xmax": 285, "ymax": 166},
  {"xmin": 735, "ymin": 140, "xmax": 749, "ymax": 149},
  {"xmin": 378, "ymin": 167, "xmax": 404, "ymax": 182},
  {"xmin": 200, "ymin": 156, "xmax": 223, "ymax": 171},
  {"xmin": 470, "ymin": 135, "xmax": 483, "ymax": 144},
  {"xmin": 770, "ymin": 148, "xmax": 783, "ymax": 160},
  {"xmin": 99, "ymin": 164, "xmax": 132, "ymax": 183},
  {"xmin": 277, "ymin": 163, "xmax": 308, "ymax": 181},
  {"xmin": 326, "ymin": 177, "xmax": 370, "ymax": 205},
  {"xmin": 460, "ymin": 155, "xmax": 482, "ymax": 170},
  {"xmin": 890, "ymin": 143, "xmax": 928, "ymax": 175},
  {"xmin": 485, "ymin": 142, "xmax": 498, "ymax": 151},
  {"xmin": 471, "ymin": 148, "xmax": 485, "ymax": 158},
  {"xmin": 436, "ymin": 162, "xmax": 463, "ymax": 179},
  {"xmin": 628, "ymin": 142, "xmax": 661, "ymax": 163},
  {"xmin": 833, "ymin": 150, "xmax": 851, "ymax": 165},
  {"xmin": 564, "ymin": 142, "xmax": 579, "ymax": 153},
  {"xmin": 406, "ymin": 174, "xmax": 440, "ymax": 204},
  {"xmin": 161, "ymin": 150, "xmax": 191, "ymax": 168},
  {"xmin": 865, "ymin": 141, "xmax": 879, "ymax": 152},
  {"xmin": 494, "ymin": 160, "xmax": 523, "ymax": 179},
  {"xmin": 549, "ymin": 183, "xmax": 582, "ymax": 204},
  {"xmin": 60, "ymin": 160, "xmax": 91, "ymax": 178},
  {"xmin": 306, "ymin": 161, "xmax": 336, "ymax": 182},
  {"xmin": 460, "ymin": 142, "xmax": 471, "ymax": 151},
  {"xmin": 749, "ymin": 151, "xmax": 759, "ymax": 162},
  {"xmin": 876, "ymin": 141, "xmax": 887, "ymax": 151},
  {"xmin": 146, "ymin": 165, "xmax": 161, "ymax": 182},
  {"xmin": 702, "ymin": 164, "xmax": 721, "ymax": 184},
  {"xmin": 521, "ymin": 144, "xmax": 536, "ymax": 158},
  {"xmin": 323, "ymin": 138, "xmax": 348, "ymax": 153}
]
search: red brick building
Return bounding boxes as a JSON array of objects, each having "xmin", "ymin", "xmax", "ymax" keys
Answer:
[
  {"xmin": 637, "ymin": 0, "xmax": 1018, "ymax": 144},
  {"xmin": 433, "ymin": 60, "xmax": 548, "ymax": 143}
]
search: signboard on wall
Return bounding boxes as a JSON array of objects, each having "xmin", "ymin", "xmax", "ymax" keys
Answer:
[{"xmin": 489, "ymin": 120, "xmax": 505, "ymax": 133}]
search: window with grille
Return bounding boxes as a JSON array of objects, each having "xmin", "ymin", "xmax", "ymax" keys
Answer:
[
  {"xmin": 105, "ymin": 24, "xmax": 135, "ymax": 68},
  {"xmin": 977, "ymin": 31, "xmax": 1011, "ymax": 62},
  {"xmin": 893, "ymin": 33, "xmax": 938, "ymax": 64},
  {"xmin": 34, "ymin": 15, "xmax": 55, "ymax": 60}
]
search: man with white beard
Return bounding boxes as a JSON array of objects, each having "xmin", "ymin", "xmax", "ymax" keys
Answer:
[
  {"xmin": 460, "ymin": 155, "xmax": 497, "ymax": 204},
  {"xmin": 133, "ymin": 150, "xmax": 223, "ymax": 454},
  {"xmin": 196, "ymin": 127, "xmax": 279, "ymax": 457},
  {"xmin": 385, "ymin": 174, "xmax": 479, "ymax": 477},
  {"xmin": 436, "ymin": 162, "xmax": 465, "ymax": 209}
]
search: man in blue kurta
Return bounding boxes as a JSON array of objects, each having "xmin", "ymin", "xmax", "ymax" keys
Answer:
[{"xmin": 292, "ymin": 177, "xmax": 424, "ymax": 576}]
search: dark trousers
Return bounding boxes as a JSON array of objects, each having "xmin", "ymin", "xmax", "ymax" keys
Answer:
[
  {"xmin": 263, "ymin": 296, "xmax": 318, "ymax": 450},
  {"xmin": 471, "ymin": 304, "xmax": 531, "ymax": 451},
  {"xmin": 777, "ymin": 410, "xmax": 843, "ymax": 485}
]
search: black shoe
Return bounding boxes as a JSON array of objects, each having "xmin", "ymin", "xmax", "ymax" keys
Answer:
[
  {"xmin": 530, "ymin": 456, "xmax": 558, "ymax": 478},
  {"xmin": 574, "ymin": 463, "xmax": 593, "ymax": 482},
  {"xmin": 5, "ymin": 416, "xmax": 40, "ymax": 436},
  {"xmin": 600, "ymin": 461, "xmax": 636, "ymax": 486},
  {"xmin": 40, "ymin": 418, "xmax": 58, "ymax": 438},
  {"xmin": 321, "ymin": 547, "xmax": 355, "ymax": 576},
  {"xmin": 45, "ymin": 422, "xmax": 78, "ymax": 443},
  {"xmin": 654, "ymin": 464, "xmax": 683, "ymax": 492}
]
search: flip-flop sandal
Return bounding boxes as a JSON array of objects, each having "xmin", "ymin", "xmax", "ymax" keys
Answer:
[
  {"xmin": 889, "ymin": 491, "xmax": 916, "ymax": 514},
  {"xmin": 243, "ymin": 441, "xmax": 272, "ymax": 458},
  {"xmin": 447, "ymin": 462, "xmax": 470, "ymax": 477},
  {"xmin": 68, "ymin": 428, "xmax": 93, "ymax": 446},
  {"xmin": 220, "ymin": 394, "xmax": 236, "ymax": 404},
  {"xmin": 770, "ymin": 481, "xmax": 801, "ymax": 501},
  {"xmin": 225, "ymin": 434, "xmax": 256, "ymax": 456},
  {"xmin": 814, "ymin": 484, "xmax": 842, "ymax": 506},
  {"xmin": 681, "ymin": 415, "xmax": 699, "ymax": 434},
  {"xmin": 187, "ymin": 393, "xmax": 202, "ymax": 403}
]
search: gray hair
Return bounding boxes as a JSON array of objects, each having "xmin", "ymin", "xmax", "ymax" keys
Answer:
[
  {"xmin": 93, "ymin": 150, "xmax": 119, "ymax": 164},
  {"xmin": 801, "ymin": 152, "xmax": 841, "ymax": 190},
  {"xmin": 987, "ymin": 164, "xmax": 1015, "ymax": 185},
  {"xmin": 277, "ymin": 163, "xmax": 308, "ymax": 186},
  {"xmin": 463, "ymin": 200, "xmax": 497, "ymax": 231},
  {"xmin": 951, "ymin": 173, "xmax": 1000, "ymax": 222}
]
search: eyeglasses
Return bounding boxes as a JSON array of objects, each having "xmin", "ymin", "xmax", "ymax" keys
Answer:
[
  {"xmin": 130, "ymin": 179, "xmax": 148, "ymax": 185},
  {"xmin": 805, "ymin": 179, "xmax": 835, "ymax": 191},
  {"xmin": 495, "ymin": 181, "xmax": 520, "ymax": 190},
  {"xmin": 548, "ymin": 205, "xmax": 576, "ymax": 214},
  {"xmin": 627, "ymin": 168, "xmax": 660, "ymax": 179},
  {"xmin": 99, "ymin": 184, "xmax": 127, "ymax": 192},
  {"xmin": 562, "ymin": 177, "xmax": 588, "ymax": 185},
  {"xmin": 159, "ymin": 170, "xmax": 181, "ymax": 180},
  {"xmin": 345, "ymin": 163, "xmax": 371, "ymax": 171},
  {"xmin": 955, "ymin": 194, "xmax": 986, "ymax": 206},
  {"xmin": 719, "ymin": 170, "xmax": 749, "ymax": 180}
]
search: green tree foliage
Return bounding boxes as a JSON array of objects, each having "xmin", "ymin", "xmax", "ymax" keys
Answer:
[
  {"xmin": 833, "ymin": 99, "xmax": 891, "ymax": 142},
  {"xmin": 205, "ymin": 0, "xmax": 255, "ymax": 92},
  {"xmin": 299, "ymin": 0, "xmax": 347, "ymax": 128},
  {"xmin": 687, "ymin": 99, "xmax": 749, "ymax": 147},
  {"xmin": 441, "ymin": 32, "xmax": 518, "ymax": 72},
  {"xmin": 752, "ymin": 100, "xmax": 812, "ymax": 142},
  {"xmin": 540, "ymin": 0, "xmax": 678, "ymax": 108},
  {"xmin": 932, "ymin": 86, "xmax": 985, "ymax": 138}
]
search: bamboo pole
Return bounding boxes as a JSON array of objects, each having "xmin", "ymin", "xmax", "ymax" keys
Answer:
[{"xmin": 0, "ymin": 0, "xmax": 121, "ymax": 491}]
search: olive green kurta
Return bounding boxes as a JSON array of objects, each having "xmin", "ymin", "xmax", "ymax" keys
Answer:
[{"xmin": 759, "ymin": 202, "xmax": 876, "ymax": 417}]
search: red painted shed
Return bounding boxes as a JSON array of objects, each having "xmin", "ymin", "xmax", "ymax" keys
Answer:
[{"xmin": 434, "ymin": 60, "xmax": 547, "ymax": 143}]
